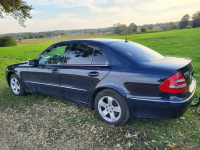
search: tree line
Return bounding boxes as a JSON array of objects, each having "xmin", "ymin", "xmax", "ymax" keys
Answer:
[
  {"xmin": 179, "ymin": 11, "xmax": 200, "ymax": 29},
  {"xmin": 12, "ymin": 31, "xmax": 68, "ymax": 40},
  {"xmin": 163, "ymin": 11, "xmax": 200, "ymax": 30},
  {"xmin": 1, "ymin": 7, "xmax": 200, "ymax": 47},
  {"xmin": 113, "ymin": 23, "xmax": 137, "ymax": 35},
  {"xmin": 2, "ymin": 27, "xmax": 113, "ymax": 41},
  {"xmin": 113, "ymin": 10, "xmax": 200, "ymax": 35}
]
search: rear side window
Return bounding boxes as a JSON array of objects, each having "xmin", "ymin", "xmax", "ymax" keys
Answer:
[
  {"xmin": 109, "ymin": 41, "xmax": 164, "ymax": 63},
  {"xmin": 92, "ymin": 50, "xmax": 108, "ymax": 65},
  {"xmin": 67, "ymin": 44, "xmax": 93, "ymax": 64}
]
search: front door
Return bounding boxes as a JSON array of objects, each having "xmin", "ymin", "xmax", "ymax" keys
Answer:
[
  {"xmin": 26, "ymin": 44, "xmax": 69, "ymax": 99},
  {"xmin": 60, "ymin": 43, "xmax": 111, "ymax": 106}
]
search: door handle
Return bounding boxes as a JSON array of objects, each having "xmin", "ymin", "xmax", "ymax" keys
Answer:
[
  {"xmin": 51, "ymin": 69, "xmax": 59, "ymax": 74},
  {"xmin": 88, "ymin": 71, "xmax": 99, "ymax": 77}
]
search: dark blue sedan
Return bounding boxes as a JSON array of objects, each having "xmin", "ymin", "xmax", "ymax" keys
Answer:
[{"xmin": 6, "ymin": 39, "xmax": 196, "ymax": 125}]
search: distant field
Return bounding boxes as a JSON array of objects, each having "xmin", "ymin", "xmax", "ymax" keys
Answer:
[
  {"xmin": 0, "ymin": 28, "xmax": 200, "ymax": 149},
  {"xmin": 17, "ymin": 33, "xmax": 108, "ymax": 45}
]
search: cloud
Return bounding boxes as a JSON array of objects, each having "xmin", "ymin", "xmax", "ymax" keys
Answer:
[
  {"xmin": 31, "ymin": 11, "xmax": 45, "ymax": 14},
  {"xmin": 1, "ymin": 0, "xmax": 200, "ymax": 34}
]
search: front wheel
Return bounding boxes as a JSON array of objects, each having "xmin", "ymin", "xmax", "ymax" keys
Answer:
[
  {"xmin": 94, "ymin": 89, "xmax": 130, "ymax": 126},
  {"xmin": 10, "ymin": 74, "xmax": 27, "ymax": 96}
]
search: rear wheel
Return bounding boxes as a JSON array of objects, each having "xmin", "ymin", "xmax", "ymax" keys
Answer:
[
  {"xmin": 10, "ymin": 74, "xmax": 27, "ymax": 96},
  {"xmin": 94, "ymin": 89, "xmax": 130, "ymax": 125}
]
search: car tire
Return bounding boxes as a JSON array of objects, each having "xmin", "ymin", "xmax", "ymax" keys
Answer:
[
  {"xmin": 10, "ymin": 74, "xmax": 27, "ymax": 96},
  {"xmin": 94, "ymin": 89, "xmax": 130, "ymax": 126}
]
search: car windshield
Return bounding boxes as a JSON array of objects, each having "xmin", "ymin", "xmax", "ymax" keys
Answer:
[{"xmin": 109, "ymin": 41, "xmax": 164, "ymax": 63}]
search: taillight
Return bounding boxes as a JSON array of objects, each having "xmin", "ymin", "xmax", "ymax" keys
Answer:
[{"xmin": 159, "ymin": 72, "xmax": 187, "ymax": 94}]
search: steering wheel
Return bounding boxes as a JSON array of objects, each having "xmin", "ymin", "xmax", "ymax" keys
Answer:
[
  {"xmin": 52, "ymin": 55, "xmax": 61, "ymax": 64},
  {"xmin": 47, "ymin": 57, "xmax": 54, "ymax": 64}
]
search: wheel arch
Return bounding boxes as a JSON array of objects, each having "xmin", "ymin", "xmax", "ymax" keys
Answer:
[
  {"xmin": 6, "ymin": 71, "xmax": 15, "ymax": 86},
  {"xmin": 90, "ymin": 86, "xmax": 128, "ymax": 109}
]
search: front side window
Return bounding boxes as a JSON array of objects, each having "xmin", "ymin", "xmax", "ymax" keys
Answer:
[
  {"xmin": 38, "ymin": 45, "xmax": 67, "ymax": 65},
  {"xmin": 92, "ymin": 50, "xmax": 108, "ymax": 65},
  {"xmin": 67, "ymin": 44, "xmax": 93, "ymax": 65}
]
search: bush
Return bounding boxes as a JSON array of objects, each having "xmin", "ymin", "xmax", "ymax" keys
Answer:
[
  {"xmin": 29, "ymin": 35, "xmax": 34, "ymax": 39},
  {"xmin": 38, "ymin": 33, "xmax": 46, "ymax": 38},
  {"xmin": 22, "ymin": 34, "xmax": 29, "ymax": 39},
  {"xmin": 186, "ymin": 25, "xmax": 192, "ymax": 29},
  {"xmin": 0, "ymin": 36, "xmax": 17, "ymax": 47},
  {"xmin": 141, "ymin": 27, "xmax": 147, "ymax": 32}
]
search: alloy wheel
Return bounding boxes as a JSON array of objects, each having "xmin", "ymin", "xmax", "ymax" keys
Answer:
[
  {"xmin": 98, "ymin": 96, "xmax": 121, "ymax": 122},
  {"xmin": 11, "ymin": 78, "xmax": 20, "ymax": 94}
]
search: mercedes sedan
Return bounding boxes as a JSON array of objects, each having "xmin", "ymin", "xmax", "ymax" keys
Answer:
[{"xmin": 6, "ymin": 39, "xmax": 196, "ymax": 125}]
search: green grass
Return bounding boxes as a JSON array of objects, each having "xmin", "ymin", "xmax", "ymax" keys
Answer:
[{"xmin": 0, "ymin": 28, "xmax": 200, "ymax": 149}]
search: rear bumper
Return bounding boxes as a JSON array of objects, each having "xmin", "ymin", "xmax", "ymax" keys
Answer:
[{"xmin": 126, "ymin": 79, "xmax": 196, "ymax": 119}]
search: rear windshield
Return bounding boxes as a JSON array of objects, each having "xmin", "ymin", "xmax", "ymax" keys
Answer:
[{"xmin": 109, "ymin": 41, "xmax": 164, "ymax": 63}]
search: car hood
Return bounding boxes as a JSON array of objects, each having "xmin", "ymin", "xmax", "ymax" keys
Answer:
[
  {"xmin": 7, "ymin": 61, "xmax": 29, "ymax": 69},
  {"xmin": 140, "ymin": 56, "xmax": 192, "ymax": 75}
]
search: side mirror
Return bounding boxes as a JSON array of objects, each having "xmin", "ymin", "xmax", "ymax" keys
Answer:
[{"xmin": 28, "ymin": 59, "xmax": 38, "ymax": 66}]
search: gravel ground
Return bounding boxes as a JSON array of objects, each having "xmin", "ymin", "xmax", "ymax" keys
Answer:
[
  {"xmin": 0, "ymin": 93, "xmax": 199, "ymax": 150},
  {"xmin": 0, "ymin": 100, "xmax": 129, "ymax": 150}
]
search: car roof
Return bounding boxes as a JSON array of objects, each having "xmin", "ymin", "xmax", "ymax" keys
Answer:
[{"xmin": 60, "ymin": 38, "xmax": 126, "ymax": 45}]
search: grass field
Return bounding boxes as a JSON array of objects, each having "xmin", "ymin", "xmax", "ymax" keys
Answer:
[{"xmin": 0, "ymin": 28, "xmax": 200, "ymax": 149}]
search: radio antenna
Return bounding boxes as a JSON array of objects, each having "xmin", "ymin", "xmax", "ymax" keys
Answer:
[{"xmin": 125, "ymin": 38, "xmax": 128, "ymax": 43}]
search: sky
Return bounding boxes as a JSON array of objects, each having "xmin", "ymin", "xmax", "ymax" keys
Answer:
[{"xmin": 0, "ymin": 0, "xmax": 199, "ymax": 34}]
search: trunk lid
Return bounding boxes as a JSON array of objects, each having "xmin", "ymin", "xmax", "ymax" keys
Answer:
[
  {"xmin": 178, "ymin": 61, "xmax": 194, "ymax": 88},
  {"xmin": 141, "ymin": 56, "xmax": 194, "ymax": 87}
]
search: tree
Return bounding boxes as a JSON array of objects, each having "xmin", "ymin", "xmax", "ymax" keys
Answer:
[
  {"xmin": 119, "ymin": 24, "xmax": 128, "ymax": 35},
  {"xmin": 37, "ymin": 33, "xmax": 46, "ymax": 38},
  {"xmin": 113, "ymin": 23, "xmax": 129, "ymax": 35},
  {"xmin": 192, "ymin": 11, "xmax": 200, "ymax": 28},
  {"xmin": 113, "ymin": 23, "xmax": 121, "ymax": 34},
  {"xmin": 84, "ymin": 30, "xmax": 87, "ymax": 34},
  {"xmin": 90, "ymin": 31, "xmax": 94, "ymax": 35},
  {"xmin": 0, "ymin": 0, "xmax": 33, "ymax": 27},
  {"xmin": 60, "ymin": 32, "xmax": 65, "ymax": 36},
  {"xmin": 128, "ymin": 23, "xmax": 137, "ymax": 34},
  {"xmin": 0, "ymin": 36, "xmax": 17, "ymax": 47},
  {"xmin": 29, "ymin": 35, "xmax": 34, "ymax": 39},
  {"xmin": 53, "ymin": 32, "xmax": 58, "ymax": 36},
  {"xmin": 50, "ymin": 34, "xmax": 54, "ymax": 38},
  {"xmin": 22, "ymin": 34, "xmax": 29, "ymax": 39},
  {"xmin": 35, "ymin": 34, "xmax": 39, "ymax": 38},
  {"xmin": 179, "ymin": 14, "xmax": 190, "ymax": 29},
  {"xmin": 166, "ymin": 22, "xmax": 178, "ymax": 29},
  {"xmin": 141, "ymin": 27, "xmax": 147, "ymax": 32},
  {"xmin": 97, "ymin": 28, "xmax": 101, "ymax": 33},
  {"xmin": 147, "ymin": 24, "xmax": 154, "ymax": 30}
]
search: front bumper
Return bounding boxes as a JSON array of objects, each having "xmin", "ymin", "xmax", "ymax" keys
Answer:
[{"xmin": 126, "ymin": 79, "xmax": 197, "ymax": 119}]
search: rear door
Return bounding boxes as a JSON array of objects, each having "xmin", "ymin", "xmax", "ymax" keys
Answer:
[{"xmin": 60, "ymin": 43, "xmax": 111, "ymax": 106}]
